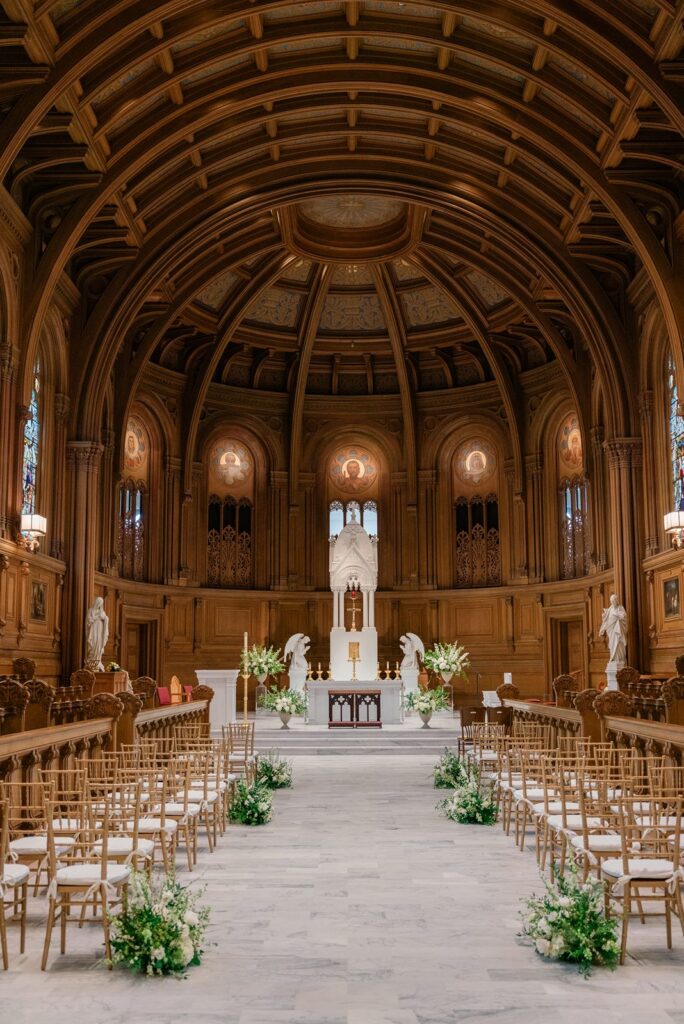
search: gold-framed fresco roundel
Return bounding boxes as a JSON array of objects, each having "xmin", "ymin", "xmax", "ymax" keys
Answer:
[
  {"xmin": 454, "ymin": 439, "xmax": 496, "ymax": 486},
  {"xmin": 329, "ymin": 446, "xmax": 377, "ymax": 495},
  {"xmin": 559, "ymin": 414, "xmax": 583, "ymax": 472},
  {"xmin": 209, "ymin": 441, "xmax": 253, "ymax": 487},
  {"xmin": 124, "ymin": 416, "xmax": 148, "ymax": 474}
]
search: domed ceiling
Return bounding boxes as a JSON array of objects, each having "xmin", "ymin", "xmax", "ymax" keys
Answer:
[{"xmin": 0, "ymin": 0, "xmax": 681, "ymax": 432}]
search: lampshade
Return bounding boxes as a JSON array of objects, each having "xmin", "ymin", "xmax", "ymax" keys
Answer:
[{"xmin": 20, "ymin": 513, "xmax": 47, "ymax": 535}]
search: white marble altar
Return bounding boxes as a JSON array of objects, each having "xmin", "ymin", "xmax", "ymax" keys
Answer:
[
  {"xmin": 307, "ymin": 678, "xmax": 403, "ymax": 725},
  {"xmin": 195, "ymin": 668, "xmax": 237, "ymax": 731}
]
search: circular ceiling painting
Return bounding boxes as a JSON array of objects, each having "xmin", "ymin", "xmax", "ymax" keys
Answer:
[
  {"xmin": 329, "ymin": 446, "xmax": 378, "ymax": 494},
  {"xmin": 455, "ymin": 439, "xmax": 497, "ymax": 486},
  {"xmin": 209, "ymin": 441, "xmax": 253, "ymax": 487},
  {"xmin": 559, "ymin": 414, "xmax": 583, "ymax": 471},
  {"xmin": 299, "ymin": 195, "xmax": 404, "ymax": 228}
]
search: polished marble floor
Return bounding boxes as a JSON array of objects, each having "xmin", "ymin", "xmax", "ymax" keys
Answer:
[{"xmin": 2, "ymin": 742, "xmax": 684, "ymax": 1024}]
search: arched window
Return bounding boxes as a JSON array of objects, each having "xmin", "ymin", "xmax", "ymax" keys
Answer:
[
  {"xmin": 454, "ymin": 494, "xmax": 500, "ymax": 586},
  {"xmin": 118, "ymin": 482, "xmax": 145, "ymax": 580},
  {"xmin": 329, "ymin": 500, "xmax": 344, "ymax": 537},
  {"xmin": 207, "ymin": 496, "xmax": 252, "ymax": 586},
  {"xmin": 21, "ymin": 360, "xmax": 41, "ymax": 514},
  {"xmin": 329, "ymin": 500, "xmax": 379, "ymax": 538},
  {"xmin": 667, "ymin": 355, "xmax": 684, "ymax": 512}
]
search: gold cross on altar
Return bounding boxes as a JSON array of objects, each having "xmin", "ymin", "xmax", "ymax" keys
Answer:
[{"xmin": 348, "ymin": 641, "xmax": 360, "ymax": 681}]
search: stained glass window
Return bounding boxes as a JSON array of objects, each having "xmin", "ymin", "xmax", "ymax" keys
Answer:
[
  {"xmin": 668, "ymin": 356, "xmax": 684, "ymax": 512},
  {"xmin": 559, "ymin": 478, "xmax": 590, "ymax": 579},
  {"xmin": 118, "ymin": 483, "xmax": 145, "ymax": 581},
  {"xmin": 21, "ymin": 361, "xmax": 41, "ymax": 514}
]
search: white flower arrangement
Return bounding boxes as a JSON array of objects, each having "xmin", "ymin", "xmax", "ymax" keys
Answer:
[
  {"xmin": 433, "ymin": 747, "xmax": 469, "ymax": 789},
  {"xmin": 520, "ymin": 866, "xmax": 620, "ymax": 976},
  {"xmin": 258, "ymin": 686, "xmax": 307, "ymax": 716},
  {"xmin": 229, "ymin": 780, "xmax": 273, "ymax": 825},
  {"xmin": 108, "ymin": 871, "xmax": 209, "ymax": 976},
  {"xmin": 240, "ymin": 644, "xmax": 286, "ymax": 677},
  {"xmin": 423, "ymin": 641, "xmax": 470, "ymax": 677},
  {"xmin": 439, "ymin": 773, "xmax": 497, "ymax": 825},
  {"xmin": 404, "ymin": 687, "xmax": 449, "ymax": 713},
  {"xmin": 257, "ymin": 751, "xmax": 294, "ymax": 789}
]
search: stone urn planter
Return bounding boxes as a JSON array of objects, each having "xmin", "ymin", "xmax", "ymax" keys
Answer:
[
  {"xmin": 279, "ymin": 711, "xmax": 292, "ymax": 729},
  {"xmin": 419, "ymin": 710, "xmax": 433, "ymax": 728},
  {"xmin": 257, "ymin": 672, "xmax": 268, "ymax": 684}
]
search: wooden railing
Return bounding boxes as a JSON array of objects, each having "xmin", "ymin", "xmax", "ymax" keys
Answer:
[
  {"xmin": 0, "ymin": 693, "xmax": 213, "ymax": 784},
  {"xmin": 601, "ymin": 717, "xmax": 684, "ymax": 764},
  {"xmin": 503, "ymin": 699, "xmax": 585, "ymax": 742}
]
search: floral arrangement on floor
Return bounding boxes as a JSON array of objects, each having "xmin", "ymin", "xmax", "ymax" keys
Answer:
[
  {"xmin": 256, "ymin": 750, "xmax": 294, "ymax": 789},
  {"xmin": 423, "ymin": 641, "xmax": 470, "ymax": 678},
  {"xmin": 108, "ymin": 870, "xmax": 209, "ymax": 976},
  {"xmin": 258, "ymin": 686, "xmax": 307, "ymax": 716},
  {"xmin": 433, "ymin": 747, "xmax": 469, "ymax": 789},
  {"xmin": 404, "ymin": 686, "xmax": 450, "ymax": 712},
  {"xmin": 520, "ymin": 866, "xmax": 620, "ymax": 976},
  {"xmin": 439, "ymin": 772, "xmax": 498, "ymax": 825},
  {"xmin": 229, "ymin": 780, "xmax": 274, "ymax": 825},
  {"xmin": 240, "ymin": 644, "xmax": 286, "ymax": 678}
]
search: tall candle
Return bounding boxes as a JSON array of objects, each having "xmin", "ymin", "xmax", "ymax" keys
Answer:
[
  {"xmin": 504, "ymin": 672, "xmax": 512, "ymax": 685},
  {"xmin": 243, "ymin": 631, "xmax": 248, "ymax": 653}
]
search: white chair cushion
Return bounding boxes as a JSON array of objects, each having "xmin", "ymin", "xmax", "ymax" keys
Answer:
[
  {"xmin": 55, "ymin": 863, "xmax": 130, "ymax": 886},
  {"xmin": 513, "ymin": 788, "xmax": 545, "ymax": 801},
  {"xmin": 51, "ymin": 817, "xmax": 82, "ymax": 831},
  {"xmin": 10, "ymin": 835, "xmax": 75, "ymax": 854},
  {"xmin": 1, "ymin": 863, "xmax": 30, "ymax": 886},
  {"xmin": 533, "ymin": 802, "xmax": 580, "ymax": 815},
  {"xmin": 164, "ymin": 802, "xmax": 200, "ymax": 817},
  {"xmin": 601, "ymin": 858, "xmax": 676, "ymax": 881},
  {"xmin": 546, "ymin": 814, "xmax": 602, "ymax": 830},
  {"xmin": 137, "ymin": 817, "xmax": 178, "ymax": 834},
  {"xmin": 93, "ymin": 837, "xmax": 155, "ymax": 855},
  {"xmin": 570, "ymin": 833, "xmax": 623, "ymax": 852},
  {"xmin": 227, "ymin": 773, "xmax": 238, "ymax": 783},
  {"xmin": 228, "ymin": 754, "xmax": 257, "ymax": 763},
  {"xmin": 187, "ymin": 789, "xmax": 219, "ymax": 804}
]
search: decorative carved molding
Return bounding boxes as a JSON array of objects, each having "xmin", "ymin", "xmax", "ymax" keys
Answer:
[
  {"xmin": 573, "ymin": 688, "xmax": 600, "ymax": 713},
  {"xmin": 593, "ymin": 690, "xmax": 634, "ymax": 719},
  {"xmin": 85, "ymin": 692, "xmax": 124, "ymax": 722}
]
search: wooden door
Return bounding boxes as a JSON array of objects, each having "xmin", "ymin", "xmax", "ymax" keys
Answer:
[
  {"xmin": 556, "ymin": 618, "xmax": 585, "ymax": 686},
  {"xmin": 125, "ymin": 623, "xmax": 141, "ymax": 679}
]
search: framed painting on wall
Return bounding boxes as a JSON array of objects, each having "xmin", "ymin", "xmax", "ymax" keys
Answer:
[
  {"xmin": 30, "ymin": 580, "xmax": 47, "ymax": 622},
  {"xmin": 664, "ymin": 577, "xmax": 680, "ymax": 619}
]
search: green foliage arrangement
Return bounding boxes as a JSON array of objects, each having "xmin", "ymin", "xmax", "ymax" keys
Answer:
[
  {"xmin": 423, "ymin": 641, "xmax": 470, "ymax": 677},
  {"xmin": 108, "ymin": 871, "xmax": 209, "ymax": 976},
  {"xmin": 404, "ymin": 686, "xmax": 450, "ymax": 712},
  {"xmin": 256, "ymin": 751, "xmax": 294, "ymax": 789},
  {"xmin": 520, "ymin": 866, "xmax": 620, "ymax": 976},
  {"xmin": 229, "ymin": 780, "xmax": 273, "ymax": 825}
]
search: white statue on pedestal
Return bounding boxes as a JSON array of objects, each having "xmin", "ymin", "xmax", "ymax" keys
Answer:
[
  {"xmin": 284, "ymin": 633, "xmax": 310, "ymax": 691},
  {"xmin": 85, "ymin": 596, "xmax": 109, "ymax": 672},
  {"xmin": 599, "ymin": 594, "xmax": 628, "ymax": 690},
  {"xmin": 399, "ymin": 633, "xmax": 424, "ymax": 693}
]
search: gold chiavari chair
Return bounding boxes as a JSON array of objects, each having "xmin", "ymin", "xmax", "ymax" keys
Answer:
[
  {"xmin": 600, "ymin": 796, "xmax": 684, "ymax": 964},
  {"xmin": 115, "ymin": 766, "xmax": 176, "ymax": 874},
  {"xmin": 161, "ymin": 757, "xmax": 200, "ymax": 870},
  {"xmin": 224, "ymin": 723, "xmax": 258, "ymax": 784},
  {"xmin": 41, "ymin": 798, "xmax": 130, "ymax": 970},
  {"xmin": 0, "ymin": 797, "xmax": 29, "ymax": 969},
  {"xmin": 4, "ymin": 779, "xmax": 76, "ymax": 896}
]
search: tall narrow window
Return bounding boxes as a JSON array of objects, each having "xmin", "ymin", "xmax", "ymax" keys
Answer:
[
  {"xmin": 118, "ymin": 483, "xmax": 145, "ymax": 580},
  {"xmin": 22, "ymin": 360, "xmax": 41, "ymax": 514},
  {"xmin": 329, "ymin": 500, "xmax": 344, "ymax": 537},
  {"xmin": 207, "ymin": 496, "xmax": 252, "ymax": 586},
  {"xmin": 362, "ymin": 500, "xmax": 378, "ymax": 537},
  {"xmin": 454, "ymin": 495, "xmax": 500, "ymax": 586},
  {"xmin": 668, "ymin": 355, "xmax": 684, "ymax": 511},
  {"xmin": 119, "ymin": 416, "xmax": 149, "ymax": 581},
  {"xmin": 557, "ymin": 413, "xmax": 590, "ymax": 579}
]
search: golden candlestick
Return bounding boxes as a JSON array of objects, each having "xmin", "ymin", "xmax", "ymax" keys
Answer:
[
  {"xmin": 348, "ymin": 641, "xmax": 360, "ymax": 682},
  {"xmin": 242, "ymin": 631, "xmax": 249, "ymax": 722}
]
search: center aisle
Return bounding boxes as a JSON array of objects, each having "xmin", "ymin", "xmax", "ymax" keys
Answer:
[{"xmin": 3, "ymin": 749, "xmax": 684, "ymax": 1023}]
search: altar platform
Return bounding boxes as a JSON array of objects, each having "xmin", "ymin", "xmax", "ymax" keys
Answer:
[{"xmin": 253, "ymin": 710, "xmax": 458, "ymax": 756}]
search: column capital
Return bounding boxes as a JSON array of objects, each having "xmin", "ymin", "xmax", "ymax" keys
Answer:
[
  {"xmin": 603, "ymin": 437, "xmax": 642, "ymax": 469},
  {"xmin": 66, "ymin": 440, "xmax": 103, "ymax": 468}
]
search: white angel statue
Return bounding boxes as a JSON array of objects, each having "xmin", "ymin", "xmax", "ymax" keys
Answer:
[
  {"xmin": 284, "ymin": 633, "xmax": 311, "ymax": 673},
  {"xmin": 399, "ymin": 633, "xmax": 425, "ymax": 671}
]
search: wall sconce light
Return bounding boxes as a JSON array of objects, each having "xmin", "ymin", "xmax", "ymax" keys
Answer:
[
  {"xmin": 20, "ymin": 513, "xmax": 47, "ymax": 553},
  {"xmin": 664, "ymin": 508, "xmax": 684, "ymax": 549}
]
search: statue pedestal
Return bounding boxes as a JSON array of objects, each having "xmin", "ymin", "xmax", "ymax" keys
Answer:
[
  {"xmin": 605, "ymin": 663, "xmax": 622, "ymax": 691},
  {"xmin": 93, "ymin": 671, "xmax": 129, "ymax": 695},
  {"xmin": 288, "ymin": 667, "xmax": 307, "ymax": 692},
  {"xmin": 401, "ymin": 667, "xmax": 419, "ymax": 693},
  {"xmin": 195, "ymin": 669, "xmax": 237, "ymax": 731}
]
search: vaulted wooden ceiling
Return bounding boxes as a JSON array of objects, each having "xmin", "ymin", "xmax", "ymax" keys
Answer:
[{"xmin": 1, "ymin": 0, "xmax": 683, "ymax": 463}]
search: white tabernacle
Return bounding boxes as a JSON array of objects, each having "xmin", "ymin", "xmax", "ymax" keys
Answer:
[{"xmin": 195, "ymin": 669, "xmax": 238, "ymax": 731}]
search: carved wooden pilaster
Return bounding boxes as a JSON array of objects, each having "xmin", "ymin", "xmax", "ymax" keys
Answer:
[
  {"xmin": 418, "ymin": 468, "xmax": 437, "ymax": 588},
  {"xmin": 589, "ymin": 426, "xmax": 607, "ymax": 572},
  {"xmin": 604, "ymin": 437, "xmax": 644, "ymax": 668},
  {"xmin": 638, "ymin": 391, "xmax": 658, "ymax": 558},
  {"xmin": 64, "ymin": 441, "xmax": 103, "ymax": 676},
  {"xmin": 526, "ymin": 453, "xmax": 544, "ymax": 583},
  {"xmin": 270, "ymin": 470, "xmax": 288, "ymax": 589},
  {"xmin": 0, "ymin": 340, "xmax": 18, "ymax": 538}
]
